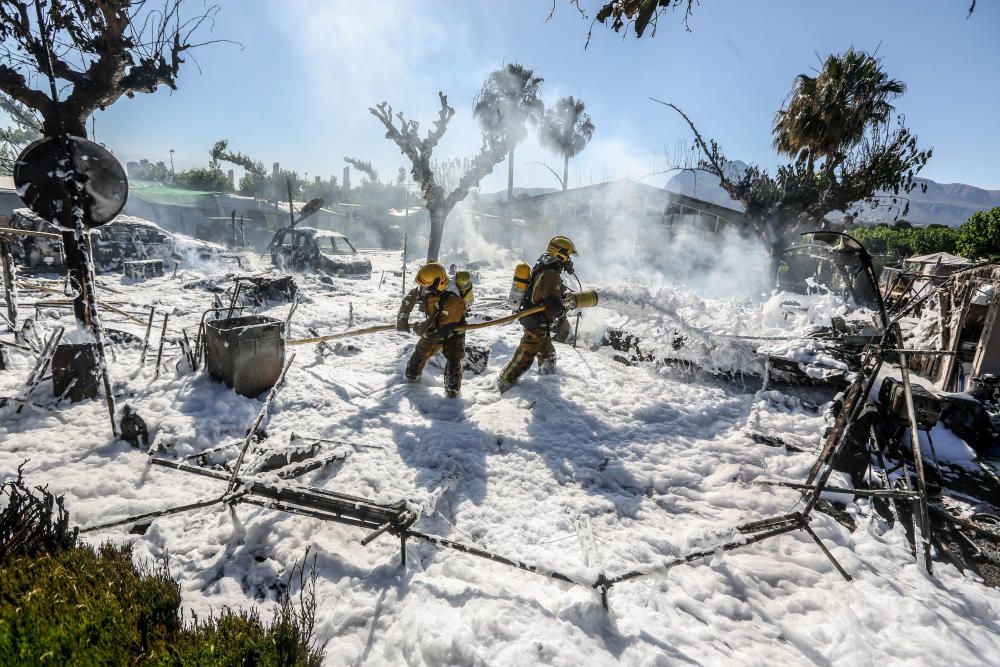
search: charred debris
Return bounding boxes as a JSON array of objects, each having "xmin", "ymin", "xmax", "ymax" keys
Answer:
[{"xmin": 5, "ymin": 215, "xmax": 999, "ymax": 604}]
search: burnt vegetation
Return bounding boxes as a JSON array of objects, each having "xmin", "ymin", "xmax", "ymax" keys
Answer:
[{"xmin": 0, "ymin": 0, "xmax": 226, "ymax": 138}]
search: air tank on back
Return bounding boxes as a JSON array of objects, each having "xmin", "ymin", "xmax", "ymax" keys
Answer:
[{"xmin": 508, "ymin": 262, "xmax": 531, "ymax": 311}]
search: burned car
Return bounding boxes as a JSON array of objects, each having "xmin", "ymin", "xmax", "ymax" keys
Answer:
[
  {"xmin": 269, "ymin": 227, "xmax": 372, "ymax": 277},
  {"xmin": 6, "ymin": 208, "xmax": 223, "ymax": 272}
]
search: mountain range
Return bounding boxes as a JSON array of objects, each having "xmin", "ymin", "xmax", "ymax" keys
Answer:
[{"xmin": 664, "ymin": 161, "xmax": 1000, "ymax": 227}]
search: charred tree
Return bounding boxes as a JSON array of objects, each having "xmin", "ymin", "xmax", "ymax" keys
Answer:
[
  {"xmin": 0, "ymin": 0, "xmax": 221, "ymax": 139},
  {"xmin": 653, "ymin": 51, "xmax": 930, "ymax": 289},
  {"xmin": 370, "ymin": 92, "xmax": 509, "ymax": 262}
]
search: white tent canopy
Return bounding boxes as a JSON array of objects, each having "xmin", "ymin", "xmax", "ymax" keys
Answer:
[{"xmin": 905, "ymin": 251, "xmax": 972, "ymax": 266}]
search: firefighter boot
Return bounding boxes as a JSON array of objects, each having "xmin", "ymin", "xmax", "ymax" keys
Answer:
[{"xmin": 442, "ymin": 335, "xmax": 465, "ymax": 397}]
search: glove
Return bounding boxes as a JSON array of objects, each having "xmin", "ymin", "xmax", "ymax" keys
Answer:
[
  {"xmin": 396, "ymin": 314, "xmax": 410, "ymax": 333},
  {"xmin": 412, "ymin": 320, "xmax": 431, "ymax": 336},
  {"xmin": 543, "ymin": 295, "xmax": 564, "ymax": 318},
  {"xmin": 562, "ymin": 292, "xmax": 578, "ymax": 310},
  {"xmin": 564, "ymin": 259, "xmax": 575, "ymax": 275}
]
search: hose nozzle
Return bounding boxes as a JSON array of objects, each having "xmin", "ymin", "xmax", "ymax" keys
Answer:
[{"xmin": 564, "ymin": 289, "xmax": 599, "ymax": 310}]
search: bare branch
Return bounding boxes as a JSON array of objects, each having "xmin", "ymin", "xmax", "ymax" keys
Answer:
[{"xmin": 528, "ymin": 161, "xmax": 565, "ymax": 189}]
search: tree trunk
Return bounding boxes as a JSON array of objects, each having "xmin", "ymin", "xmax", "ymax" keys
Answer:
[
  {"xmin": 766, "ymin": 237, "xmax": 786, "ymax": 291},
  {"xmin": 42, "ymin": 106, "xmax": 88, "ymax": 138},
  {"xmin": 426, "ymin": 202, "xmax": 446, "ymax": 263},
  {"xmin": 507, "ymin": 147, "xmax": 515, "ymax": 203},
  {"xmin": 562, "ymin": 153, "xmax": 569, "ymax": 192}
]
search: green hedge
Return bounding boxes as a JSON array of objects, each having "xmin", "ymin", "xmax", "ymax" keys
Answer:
[
  {"xmin": 848, "ymin": 224, "xmax": 959, "ymax": 259},
  {"xmin": 0, "ymin": 472, "xmax": 323, "ymax": 666},
  {"xmin": 848, "ymin": 205, "xmax": 1000, "ymax": 260}
]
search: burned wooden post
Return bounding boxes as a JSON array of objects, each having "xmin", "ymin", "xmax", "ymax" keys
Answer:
[
  {"xmin": 0, "ymin": 217, "xmax": 18, "ymax": 332},
  {"xmin": 154, "ymin": 314, "xmax": 169, "ymax": 379},
  {"xmin": 139, "ymin": 307, "xmax": 156, "ymax": 366}
]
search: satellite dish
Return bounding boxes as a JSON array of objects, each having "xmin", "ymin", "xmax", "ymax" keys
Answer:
[{"xmin": 13, "ymin": 136, "xmax": 128, "ymax": 229}]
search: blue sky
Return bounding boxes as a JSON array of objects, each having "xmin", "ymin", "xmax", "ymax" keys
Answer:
[{"xmin": 78, "ymin": 0, "xmax": 1000, "ymax": 191}]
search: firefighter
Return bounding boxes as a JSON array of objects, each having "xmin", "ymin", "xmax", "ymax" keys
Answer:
[
  {"xmin": 497, "ymin": 236, "xmax": 577, "ymax": 393},
  {"xmin": 397, "ymin": 261, "xmax": 467, "ymax": 397}
]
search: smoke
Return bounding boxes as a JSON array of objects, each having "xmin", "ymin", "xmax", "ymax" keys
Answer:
[{"xmin": 438, "ymin": 179, "xmax": 768, "ymax": 302}]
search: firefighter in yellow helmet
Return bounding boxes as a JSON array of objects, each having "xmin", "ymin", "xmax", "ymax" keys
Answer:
[
  {"xmin": 397, "ymin": 261, "xmax": 467, "ymax": 397},
  {"xmin": 497, "ymin": 236, "xmax": 577, "ymax": 393}
]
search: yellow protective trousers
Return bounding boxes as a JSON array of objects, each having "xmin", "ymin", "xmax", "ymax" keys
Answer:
[{"xmin": 498, "ymin": 328, "xmax": 556, "ymax": 386}]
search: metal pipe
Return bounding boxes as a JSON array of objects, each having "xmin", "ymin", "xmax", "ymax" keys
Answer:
[
  {"xmin": 139, "ymin": 306, "xmax": 155, "ymax": 366},
  {"xmin": 154, "ymin": 313, "xmax": 169, "ymax": 378},
  {"xmin": 895, "ymin": 324, "xmax": 933, "ymax": 574},
  {"xmin": 226, "ymin": 354, "xmax": 296, "ymax": 493}
]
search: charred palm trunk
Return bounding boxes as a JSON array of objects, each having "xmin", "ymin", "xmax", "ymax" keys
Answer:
[
  {"xmin": 562, "ymin": 153, "xmax": 569, "ymax": 192},
  {"xmin": 507, "ymin": 148, "xmax": 515, "ymax": 202}
]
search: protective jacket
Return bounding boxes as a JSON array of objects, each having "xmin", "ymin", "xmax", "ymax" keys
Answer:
[
  {"xmin": 518, "ymin": 255, "xmax": 569, "ymax": 332},
  {"xmin": 399, "ymin": 286, "xmax": 467, "ymax": 397},
  {"xmin": 399, "ymin": 287, "xmax": 467, "ymax": 341}
]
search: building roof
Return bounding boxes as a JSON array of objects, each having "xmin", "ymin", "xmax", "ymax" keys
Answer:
[
  {"xmin": 129, "ymin": 182, "xmax": 220, "ymax": 206},
  {"xmin": 906, "ymin": 251, "xmax": 972, "ymax": 266}
]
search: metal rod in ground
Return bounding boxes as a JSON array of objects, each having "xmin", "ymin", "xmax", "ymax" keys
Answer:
[
  {"xmin": 756, "ymin": 479, "xmax": 921, "ymax": 499},
  {"xmin": 275, "ymin": 450, "xmax": 348, "ymax": 480},
  {"xmin": 25, "ymin": 326, "xmax": 63, "ymax": 388},
  {"xmin": 1, "ymin": 234, "xmax": 18, "ymax": 332},
  {"xmin": 895, "ymin": 327, "xmax": 933, "ymax": 575},
  {"xmin": 404, "ymin": 528, "xmax": 579, "ymax": 585},
  {"xmin": 139, "ymin": 306, "xmax": 155, "ymax": 366},
  {"xmin": 154, "ymin": 313, "xmax": 169, "ymax": 379},
  {"xmin": 226, "ymin": 353, "xmax": 297, "ymax": 494},
  {"xmin": 181, "ymin": 329, "xmax": 196, "ymax": 371},
  {"xmin": 14, "ymin": 327, "xmax": 64, "ymax": 413},
  {"xmin": 361, "ymin": 521, "xmax": 395, "ymax": 546},
  {"xmin": 606, "ymin": 520, "xmax": 803, "ymax": 587},
  {"xmin": 284, "ymin": 296, "xmax": 299, "ymax": 335},
  {"xmin": 226, "ymin": 281, "xmax": 242, "ymax": 322},
  {"xmin": 80, "ymin": 494, "xmax": 227, "ymax": 533},
  {"xmin": 801, "ymin": 520, "xmax": 853, "ymax": 581}
]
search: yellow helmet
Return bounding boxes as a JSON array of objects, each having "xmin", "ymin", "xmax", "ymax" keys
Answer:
[
  {"xmin": 546, "ymin": 235, "xmax": 577, "ymax": 262},
  {"xmin": 415, "ymin": 261, "xmax": 448, "ymax": 290}
]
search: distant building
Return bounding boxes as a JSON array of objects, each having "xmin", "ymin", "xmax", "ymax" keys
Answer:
[
  {"xmin": 0, "ymin": 175, "xmax": 22, "ymax": 221},
  {"xmin": 509, "ymin": 180, "xmax": 747, "ymax": 235}
]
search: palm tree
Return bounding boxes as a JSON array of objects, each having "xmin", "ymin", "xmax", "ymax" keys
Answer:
[
  {"xmin": 473, "ymin": 63, "xmax": 545, "ymax": 205},
  {"xmin": 538, "ymin": 96, "xmax": 595, "ymax": 191},
  {"xmin": 773, "ymin": 49, "xmax": 905, "ymax": 175}
]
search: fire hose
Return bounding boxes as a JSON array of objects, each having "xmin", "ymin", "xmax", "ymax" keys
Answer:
[{"xmin": 285, "ymin": 289, "xmax": 599, "ymax": 347}]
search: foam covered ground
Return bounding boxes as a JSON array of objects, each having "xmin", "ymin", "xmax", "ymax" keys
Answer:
[{"xmin": 2, "ymin": 252, "xmax": 999, "ymax": 666}]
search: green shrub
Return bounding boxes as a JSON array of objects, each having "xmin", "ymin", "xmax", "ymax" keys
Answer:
[
  {"xmin": 849, "ymin": 224, "xmax": 959, "ymax": 259},
  {"xmin": 956, "ymin": 205, "xmax": 1000, "ymax": 259},
  {"xmin": 0, "ymin": 471, "xmax": 324, "ymax": 666}
]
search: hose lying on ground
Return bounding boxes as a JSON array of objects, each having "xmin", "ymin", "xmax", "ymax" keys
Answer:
[{"xmin": 285, "ymin": 290, "xmax": 599, "ymax": 346}]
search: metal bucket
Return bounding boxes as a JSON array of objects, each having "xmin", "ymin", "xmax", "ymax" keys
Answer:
[{"xmin": 205, "ymin": 315, "xmax": 285, "ymax": 397}]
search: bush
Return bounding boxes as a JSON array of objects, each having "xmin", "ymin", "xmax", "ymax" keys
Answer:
[
  {"xmin": 0, "ymin": 470, "xmax": 324, "ymax": 666},
  {"xmin": 849, "ymin": 224, "xmax": 959, "ymax": 259},
  {"xmin": 956, "ymin": 205, "xmax": 1000, "ymax": 259},
  {"xmin": 175, "ymin": 166, "xmax": 233, "ymax": 192}
]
